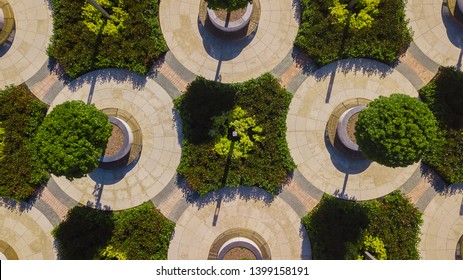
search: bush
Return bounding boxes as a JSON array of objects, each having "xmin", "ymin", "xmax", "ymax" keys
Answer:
[
  {"xmin": 34, "ymin": 100, "xmax": 112, "ymax": 180},
  {"xmin": 355, "ymin": 93, "xmax": 439, "ymax": 167},
  {"xmin": 419, "ymin": 66, "xmax": 463, "ymax": 183},
  {"xmin": 295, "ymin": 0, "xmax": 412, "ymax": 65},
  {"xmin": 53, "ymin": 202, "xmax": 174, "ymax": 260},
  {"xmin": 48, "ymin": 0, "xmax": 167, "ymax": 78},
  {"xmin": 0, "ymin": 85, "xmax": 48, "ymax": 201},
  {"xmin": 205, "ymin": 0, "xmax": 252, "ymax": 11},
  {"xmin": 302, "ymin": 191, "xmax": 422, "ymax": 260},
  {"xmin": 175, "ymin": 74, "xmax": 296, "ymax": 195}
]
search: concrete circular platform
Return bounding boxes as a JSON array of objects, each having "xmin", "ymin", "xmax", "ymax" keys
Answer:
[
  {"xmin": 419, "ymin": 184, "xmax": 463, "ymax": 260},
  {"xmin": 168, "ymin": 187, "xmax": 311, "ymax": 260},
  {"xmin": 0, "ymin": 200, "xmax": 56, "ymax": 259},
  {"xmin": 287, "ymin": 59, "xmax": 419, "ymax": 201},
  {"xmin": 159, "ymin": 0, "xmax": 299, "ymax": 83},
  {"xmin": 0, "ymin": 0, "xmax": 52, "ymax": 88},
  {"xmin": 407, "ymin": 0, "xmax": 463, "ymax": 67},
  {"xmin": 49, "ymin": 69, "xmax": 181, "ymax": 210}
]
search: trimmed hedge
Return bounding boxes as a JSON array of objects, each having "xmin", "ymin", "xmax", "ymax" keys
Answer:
[
  {"xmin": 53, "ymin": 202, "xmax": 175, "ymax": 260},
  {"xmin": 419, "ymin": 66, "xmax": 463, "ymax": 183},
  {"xmin": 295, "ymin": 0, "xmax": 412, "ymax": 66},
  {"xmin": 302, "ymin": 191, "xmax": 423, "ymax": 260},
  {"xmin": 48, "ymin": 0, "xmax": 167, "ymax": 78},
  {"xmin": 0, "ymin": 85, "xmax": 48, "ymax": 201},
  {"xmin": 175, "ymin": 74, "xmax": 296, "ymax": 195}
]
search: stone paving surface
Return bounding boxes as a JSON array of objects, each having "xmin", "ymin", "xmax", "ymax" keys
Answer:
[
  {"xmin": 419, "ymin": 184, "xmax": 463, "ymax": 260},
  {"xmin": 407, "ymin": 0, "xmax": 463, "ymax": 67},
  {"xmin": 168, "ymin": 187, "xmax": 311, "ymax": 260},
  {"xmin": 160, "ymin": 0, "xmax": 299, "ymax": 83},
  {"xmin": 287, "ymin": 59, "xmax": 420, "ymax": 201},
  {"xmin": 0, "ymin": 0, "xmax": 52, "ymax": 88},
  {"xmin": 48, "ymin": 69, "xmax": 181, "ymax": 211},
  {"xmin": 0, "ymin": 200, "xmax": 56, "ymax": 259},
  {"xmin": 0, "ymin": 0, "xmax": 463, "ymax": 260}
]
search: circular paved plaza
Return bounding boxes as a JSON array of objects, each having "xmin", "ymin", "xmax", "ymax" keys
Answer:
[
  {"xmin": 419, "ymin": 185, "xmax": 463, "ymax": 260},
  {"xmin": 287, "ymin": 59, "xmax": 419, "ymax": 201},
  {"xmin": 160, "ymin": 0, "xmax": 299, "ymax": 83},
  {"xmin": 0, "ymin": 201, "xmax": 55, "ymax": 259},
  {"xmin": 407, "ymin": 0, "xmax": 463, "ymax": 66},
  {"xmin": 0, "ymin": 0, "xmax": 52, "ymax": 88},
  {"xmin": 49, "ymin": 70, "xmax": 181, "ymax": 210},
  {"xmin": 168, "ymin": 188, "xmax": 311, "ymax": 260}
]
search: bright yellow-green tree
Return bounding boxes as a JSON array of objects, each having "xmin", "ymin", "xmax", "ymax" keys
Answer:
[{"xmin": 329, "ymin": 0, "xmax": 380, "ymax": 30}]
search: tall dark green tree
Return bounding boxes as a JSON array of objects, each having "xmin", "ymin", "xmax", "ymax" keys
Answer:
[
  {"xmin": 35, "ymin": 100, "xmax": 112, "ymax": 180},
  {"xmin": 355, "ymin": 93, "xmax": 439, "ymax": 167}
]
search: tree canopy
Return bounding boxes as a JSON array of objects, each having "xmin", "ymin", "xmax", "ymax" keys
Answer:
[
  {"xmin": 355, "ymin": 93, "xmax": 439, "ymax": 167},
  {"xmin": 35, "ymin": 100, "xmax": 112, "ymax": 180}
]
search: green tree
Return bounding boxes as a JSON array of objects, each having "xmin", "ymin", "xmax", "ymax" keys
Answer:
[
  {"xmin": 205, "ymin": 0, "xmax": 252, "ymax": 11},
  {"xmin": 35, "ymin": 100, "xmax": 112, "ymax": 180},
  {"xmin": 355, "ymin": 93, "xmax": 439, "ymax": 167}
]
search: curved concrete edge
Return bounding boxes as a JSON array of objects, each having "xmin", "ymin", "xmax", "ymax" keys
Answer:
[
  {"xmin": 207, "ymin": 3, "xmax": 253, "ymax": 32},
  {"xmin": 336, "ymin": 105, "xmax": 365, "ymax": 151},
  {"xmin": 100, "ymin": 117, "xmax": 133, "ymax": 163}
]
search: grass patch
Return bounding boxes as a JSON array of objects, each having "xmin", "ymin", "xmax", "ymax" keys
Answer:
[
  {"xmin": 53, "ymin": 202, "xmax": 175, "ymax": 260},
  {"xmin": 48, "ymin": 0, "xmax": 167, "ymax": 78},
  {"xmin": 419, "ymin": 66, "xmax": 463, "ymax": 184},
  {"xmin": 302, "ymin": 191, "xmax": 422, "ymax": 260},
  {"xmin": 295, "ymin": 0, "xmax": 412, "ymax": 66},
  {"xmin": 0, "ymin": 85, "xmax": 48, "ymax": 201},
  {"xmin": 175, "ymin": 73, "xmax": 296, "ymax": 195}
]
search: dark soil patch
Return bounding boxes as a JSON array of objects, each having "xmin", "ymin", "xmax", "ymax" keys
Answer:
[
  {"xmin": 104, "ymin": 124, "xmax": 124, "ymax": 157},
  {"xmin": 223, "ymin": 247, "xmax": 256, "ymax": 260},
  {"xmin": 347, "ymin": 113, "xmax": 359, "ymax": 144}
]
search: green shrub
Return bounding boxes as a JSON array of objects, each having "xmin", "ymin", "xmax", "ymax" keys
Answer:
[
  {"xmin": 419, "ymin": 66, "xmax": 463, "ymax": 183},
  {"xmin": 295, "ymin": 0, "xmax": 412, "ymax": 65},
  {"xmin": 48, "ymin": 0, "xmax": 167, "ymax": 78},
  {"xmin": 175, "ymin": 74, "xmax": 296, "ymax": 195},
  {"xmin": 302, "ymin": 191, "xmax": 422, "ymax": 260},
  {"xmin": 53, "ymin": 202, "xmax": 174, "ymax": 260},
  {"xmin": 34, "ymin": 100, "xmax": 112, "ymax": 180},
  {"xmin": 205, "ymin": 0, "xmax": 252, "ymax": 11},
  {"xmin": 0, "ymin": 85, "xmax": 48, "ymax": 200},
  {"xmin": 99, "ymin": 202, "xmax": 175, "ymax": 260},
  {"xmin": 355, "ymin": 93, "xmax": 439, "ymax": 167}
]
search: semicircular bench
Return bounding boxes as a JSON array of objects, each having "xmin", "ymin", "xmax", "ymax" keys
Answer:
[{"xmin": 0, "ymin": 0, "xmax": 14, "ymax": 46}]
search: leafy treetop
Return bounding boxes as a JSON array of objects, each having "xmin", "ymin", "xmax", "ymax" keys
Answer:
[
  {"xmin": 355, "ymin": 93, "xmax": 439, "ymax": 167},
  {"xmin": 34, "ymin": 100, "xmax": 112, "ymax": 180}
]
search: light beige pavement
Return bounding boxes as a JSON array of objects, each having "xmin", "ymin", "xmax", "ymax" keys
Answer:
[
  {"xmin": 419, "ymin": 184, "xmax": 463, "ymax": 260},
  {"xmin": 159, "ymin": 0, "xmax": 299, "ymax": 83},
  {"xmin": 49, "ymin": 69, "xmax": 181, "ymax": 211},
  {"xmin": 0, "ymin": 199, "xmax": 56, "ymax": 259},
  {"xmin": 287, "ymin": 59, "xmax": 419, "ymax": 201},
  {"xmin": 168, "ymin": 187, "xmax": 311, "ymax": 260},
  {"xmin": 407, "ymin": 0, "xmax": 463, "ymax": 67},
  {"xmin": 0, "ymin": 0, "xmax": 52, "ymax": 88}
]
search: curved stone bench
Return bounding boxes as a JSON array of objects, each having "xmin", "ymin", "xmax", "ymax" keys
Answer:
[
  {"xmin": 0, "ymin": 0, "xmax": 14, "ymax": 46},
  {"xmin": 100, "ymin": 117, "xmax": 133, "ymax": 163},
  {"xmin": 207, "ymin": 3, "xmax": 253, "ymax": 33},
  {"xmin": 336, "ymin": 105, "xmax": 365, "ymax": 152}
]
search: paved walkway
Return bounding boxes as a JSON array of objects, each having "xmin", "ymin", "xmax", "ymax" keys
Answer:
[
  {"xmin": 168, "ymin": 187, "xmax": 311, "ymax": 260},
  {"xmin": 0, "ymin": 0, "xmax": 52, "ymax": 88},
  {"xmin": 0, "ymin": 199, "xmax": 56, "ymax": 259},
  {"xmin": 48, "ymin": 69, "xmax": 181, "ymax": 210},
  {"xmin": 407, "ymin": 0, "xmax": 463, "ymax": 68},
  {"xmin": 159, "ymin": 0, "xmax": 299, "ymax": 83},
  {"xmin": 0, "ymin": 0, "xmax": 462, "ymax": 260},
  {"xmin": 287, "ymin": 59, "xmax": 419, "ymax": 201}
]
